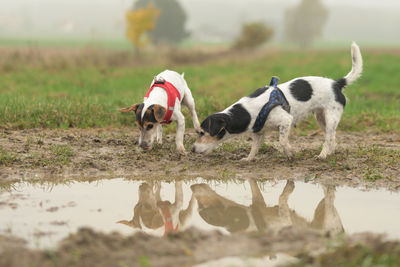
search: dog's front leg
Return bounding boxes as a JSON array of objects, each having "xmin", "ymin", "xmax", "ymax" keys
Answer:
[
  {"xmin": 277, "ymin": 111, "xmax": 293, "ymax": 158},
  {"xmin": 278, "ymin": 180, "xmax": 295, "ymax": 224},
  {"xmin": 156, "ymin": 124, "xmax": 163, "ymax": 144},
  {"xmin": 179, "ymin": 193, "xmax": 196, "ymax": 227},
  {"xmin": 175, "ymin": 112, "xmax": 186, "ymax": 154},
  {"xmin": 182, "ymin": 90, "xmax": 201, "ymax": 132},
  {"xmin": 241, "ymin": 133, "xmax": 264, "ymax": 161}
]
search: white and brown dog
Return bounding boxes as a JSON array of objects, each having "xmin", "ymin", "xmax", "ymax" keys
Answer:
[
  {"xmin": 121, "ymin": 70, "xmax": 201, "ymax": 153},
  {"xmin": 192, "ymin": 43, "xmax": 363, "ymax": 160},
  {"xmin": 118, "ymin": 181, "xmax": 196, "ymax": 237}
]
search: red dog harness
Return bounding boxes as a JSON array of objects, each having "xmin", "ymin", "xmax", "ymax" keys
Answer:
[
  {"xmin": 144, "ymin": 79, "xmax": 181, "ymax": 124},
  {"xmin": 160, "ymin": 205, "xmax": 179, "ymax": 236}
]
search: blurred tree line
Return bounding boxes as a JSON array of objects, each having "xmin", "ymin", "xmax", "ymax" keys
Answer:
[
  {"xmin": 125, "ymin": 0, "xmax": 329, "ymax": 53},
  {"xmin": 127, "ymin": 0, "xmax": 188, "ymax": 47},
  {"xmin": 284, "ymin": 0, "xmax": 329, "ymax": 47}
]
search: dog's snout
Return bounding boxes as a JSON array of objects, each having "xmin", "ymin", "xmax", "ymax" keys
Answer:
[
  {"xmin": 140, "ymin": 142, "xmax": 150, "ymax": 149},
  {"xmin": 191, "ymin": 147, "xmax": 195, "ymax": 153}
]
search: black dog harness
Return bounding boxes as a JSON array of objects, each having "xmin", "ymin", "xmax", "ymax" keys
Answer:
[{"xmin": 253, "ymin": 77, "xmax": 290, "ymax": 133}]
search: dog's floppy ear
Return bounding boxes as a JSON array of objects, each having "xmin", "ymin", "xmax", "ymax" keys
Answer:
[
  {"xmin": 120, "ymin": 103, "xmax": 141, "ymax": 113},
  {"xmin": 151, "ymin": 104, "xmax": 167, "ymax": 123},
  {"xmin": 208, "ymin": 116, "xmax": 227, "ymax": 137},
  {"xmin": 117, "ymin": 220, "xmax": 134, "ymax": 227}
]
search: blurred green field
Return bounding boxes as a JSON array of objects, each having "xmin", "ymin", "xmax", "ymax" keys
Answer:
[{"xmin": 0, "ymin": 47, "xmax": 399, "ymax": 132}]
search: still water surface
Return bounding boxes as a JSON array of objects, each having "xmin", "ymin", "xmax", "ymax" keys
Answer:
[{"xmin": 0, "ymin": 178, "xmax": 399, "ymax": 248}]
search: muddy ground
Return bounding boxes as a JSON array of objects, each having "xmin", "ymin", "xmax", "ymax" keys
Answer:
[
  {"xmin": 0, "ymin": 128, "xmax": 399, "ymax": 189},
  {"xmin": 1, "ymin": 128, "xmax": 400, "ymax": 266},
  {"xmin": 1, "ymin": 226, "xmax": 399, "ymax": 267}
]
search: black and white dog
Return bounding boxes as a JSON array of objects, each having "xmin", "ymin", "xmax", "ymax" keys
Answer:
[{"xmin": 192, "ymin": 43, "xmax": 363, "ymax": 160}]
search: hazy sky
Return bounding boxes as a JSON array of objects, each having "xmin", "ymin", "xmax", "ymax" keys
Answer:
[{"xmin": 0, "ymin": 0, "xmax": 399, "ymax": 43}]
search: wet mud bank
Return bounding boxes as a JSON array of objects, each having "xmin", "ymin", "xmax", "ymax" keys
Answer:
[
  {"xmin": 0, "ymin": 129, "xmax": 399, "ymax": 190},
  {"xmin": 2, "ymin": 227, "xmax": 399, "ymax": 267}
]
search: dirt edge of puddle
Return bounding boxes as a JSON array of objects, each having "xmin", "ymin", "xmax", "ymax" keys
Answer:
[
  {"xmin": 1, "ymin": 128, "xmax": 399, "ymax": 191},
  {"xmin": 0, "ymin": 227, "xmax": 399, "ymax": 267}
]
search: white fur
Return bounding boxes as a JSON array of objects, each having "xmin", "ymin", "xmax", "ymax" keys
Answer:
[
  {"xmin": 141, "ymin": 70, "xmax": 201, "ymax": 153},
  {"xmin": 193, "ymin": 43, "xmax": 363, "ymax": 160}
]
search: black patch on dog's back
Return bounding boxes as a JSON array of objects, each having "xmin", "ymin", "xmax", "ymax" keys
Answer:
[
  {"xmin": 248, "ymin": 87, "xmax": 267, "ymax": 98},
  {"xmin": 226, "ymin": 104, "xmax": 251, "ymax": 133},
  {"xmin": 332, "ymin": 78, "xmax": 347, "ymax": 106},
  {"xmin": 289, "ymin": 79, "xmax": 313, "ymax": 101},
  {"xmin": 201, "ymin": 104, "xmax": 251, "ymax": 139}
]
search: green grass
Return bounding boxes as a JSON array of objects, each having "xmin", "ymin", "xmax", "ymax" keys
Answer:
[
  {"xmin": 0, "ymin": 47, "xmax": 399, "ymax": 132},
  {"xmin": 293, "ymin": 243, "xmax": 400, "ymax": 267},
  {"xmin": 28, "ymin": 145, "xmax": 74, "ymax": 167},
  {"xmin": 0, "ymin": 147, "xmax": 18, "ymax": 165}
]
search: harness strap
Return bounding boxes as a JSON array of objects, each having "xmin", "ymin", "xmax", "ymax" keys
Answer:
[
  {"xmin": 145, "ymin": 79, "xmax": 181, "ymax": 124},
  {"xmin": 253, "ymin": 82, "xmax": 290, "ymax": 133},
  {"xmin": 160, "ymin": 205, "xmax": 179, "ymax": 236}
]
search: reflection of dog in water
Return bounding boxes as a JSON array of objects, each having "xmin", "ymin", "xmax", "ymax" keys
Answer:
[
  {"xmin": 118, "ymin": 181, "xmax": 195, "ymax": 236},
  {"xmin": 191, "ymin": 180, "xmax": 344, "ymax": 234}
]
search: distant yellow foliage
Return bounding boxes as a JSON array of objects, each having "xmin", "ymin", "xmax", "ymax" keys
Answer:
[{"xmin": 125, "ymin": 4, "xmax": 160, "ymax": 48}]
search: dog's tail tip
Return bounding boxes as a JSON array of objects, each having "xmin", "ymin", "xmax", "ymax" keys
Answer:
[{"xmin": 344, "ymin": 42, "xmax": 363, "ymax": 85}]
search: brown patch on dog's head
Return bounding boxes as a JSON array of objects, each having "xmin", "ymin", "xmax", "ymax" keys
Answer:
[
  {"xmin": 120, "ymin": 103, "xmax": 146, "ymax": 127},
  {"xmin": 195, "ymin": 131, "xmax": 220, "ymax": 145},
  {"xmin": 133, "ymin": 104, "xmax": 166, "ymax": 128},
  {"xmin": 200, "ymin": 113, "xmax": 228, "ymax": 139},
  {"xmin": 192, "ymin": 114, "xmax": 229, "ymax": 153},
  {"xmin": 152, "ymin": 104, "xmax": 167, "ymax": 123}
]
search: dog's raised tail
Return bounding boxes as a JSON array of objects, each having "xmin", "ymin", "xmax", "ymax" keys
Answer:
[{"xmin": 344, "ymin": 42, "xmax": 363, "ymax": 85}]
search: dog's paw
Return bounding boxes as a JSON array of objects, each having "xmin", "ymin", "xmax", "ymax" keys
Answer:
[
  {"xmin": 286, "ymin": 152, "xmax": 294, "ymax": 159},
  {"xmin": 283, "ymin": 150, "xmax": 294, "ymax": 160},
  {"xmin": 177, "ymin": 147, "xmax": 188, "ymax": 155},
  {"xmin": 240, "ymin": 156, "xmax": 253, "ymax": 162}
]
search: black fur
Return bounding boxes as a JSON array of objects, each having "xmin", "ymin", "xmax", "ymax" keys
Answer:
[
  {"xmin": 332, "ymin": 78, "xmax": 347, "ymax": 106},
  {"xmin": 135, "ymin": 103, "xmax": 145, "ymax": 125},
  {"xmin": 201, "ymin": 104, "xmax": 251, "ymax": 139},
  {"xmin": 201, "ymin": 113, "xmax": 228, "ymax": 139},
  {"xmin": 136, "ymin": 104, "xmax": 157, "ymax": 126},
  {"xmin": 289, "ymin": 79, "xmax": 313, "ymax": 101},
  {"xmin": 227, "ymin": 104, "xmax": 251, "ymax": 133},
  {"xmin": 248, "ymin": 87, "xmax": 267, "ymax": 98}
]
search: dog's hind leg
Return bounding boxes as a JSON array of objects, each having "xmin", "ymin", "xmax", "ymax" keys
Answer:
[
  {"xmin": 315, "ymin": 109, "xmax": 326, "ymax": 133},
  {"xmin": 156, "ymin": 124, "xmax": 163, "ymax": 144},
  {"xmin": 318, "ymin": 108, "xmax": 342, "ymax": 159},
  {"xmin": 182, "ymin": 88, "xmax": 201, "ymax": 132},
  {"xmin": 241, "ymin": 133, "xmax": 264, "ymax": 161}
]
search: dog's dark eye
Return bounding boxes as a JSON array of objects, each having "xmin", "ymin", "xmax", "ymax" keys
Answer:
[
  {"xmin": 199, "ymin": 131, "xmax": 205, "ymax": 136},
  {"xmin": 147, "ymin": 124, "xmax": 153, "ymax": 130}
]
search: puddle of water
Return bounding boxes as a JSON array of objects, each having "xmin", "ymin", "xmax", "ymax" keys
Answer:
[{"xmin": 0, "ymin": 178, "xmax": 399, "ymax": 248}]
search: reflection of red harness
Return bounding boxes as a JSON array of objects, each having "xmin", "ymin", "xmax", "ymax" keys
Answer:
[
  {"xmin": 160, "ymin": 206, "xmax": 178, "ymax": 236},
  {"xmin": 145, "ymin": 80, "xmax": 181, "ymax": 124}
]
